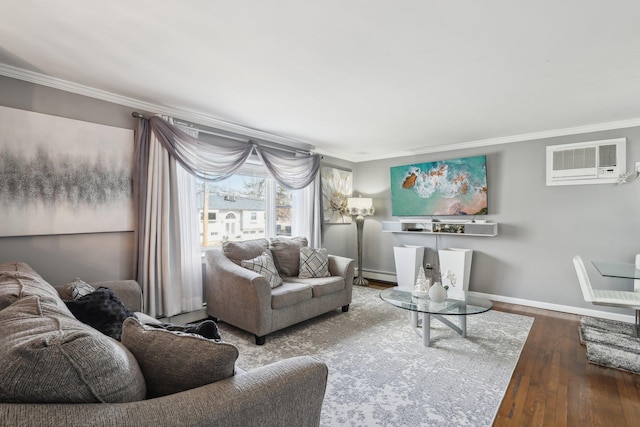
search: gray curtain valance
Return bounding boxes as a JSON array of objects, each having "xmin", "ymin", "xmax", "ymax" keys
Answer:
[{"xmin": 147, "ymin": 116, "xmax": 320, "ymax": 189}]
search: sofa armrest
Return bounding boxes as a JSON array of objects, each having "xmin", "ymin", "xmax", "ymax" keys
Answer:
[
  {"xmin": 205, "ymin": 249, "xmax": 273, "ymax": 336},
  {"xmin": 54, "ymin": 279, "xmax": 143, "ymax": 312},
  {"xmin": 328, "ymin": 255, "xmax": 355, "ymax": 288},
  {"xmin": 0, "ymin": 356, "xmax": 328, "ymax": 427},
  {"xmin": 92, "ymin": 280, "xmax": 143, "ymax": 312}
]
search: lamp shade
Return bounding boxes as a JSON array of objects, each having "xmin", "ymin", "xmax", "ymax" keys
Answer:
[{"xmin": 347, "ymin": 197, "xmax": 374, "ymax": 216}]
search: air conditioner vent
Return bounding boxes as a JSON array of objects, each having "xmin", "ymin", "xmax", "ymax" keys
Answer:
[
  {"xmin": 553, "ymin": 147, "xmax": 596, "ymax": 171},
  {"xmin": 546, "ymin": 138, "xmax": 626, "ymax": 186}
]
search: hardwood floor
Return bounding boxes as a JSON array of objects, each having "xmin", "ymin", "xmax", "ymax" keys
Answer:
[
  {"xmin": 366, "ymin": 281, "xmax": 640, "ymax": 426},
  {"xmin": 492, "ymin": 301, "xmax": 640, "ymax": 427}
]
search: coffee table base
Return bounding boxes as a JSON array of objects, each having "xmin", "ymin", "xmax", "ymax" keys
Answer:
[{"xmin": 410, "ymin": 311, "xmax": 467, "ymax": 347}]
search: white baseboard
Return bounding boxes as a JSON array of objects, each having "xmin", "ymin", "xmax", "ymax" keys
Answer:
[
  {"xmin": 361, "ymin": 269, "xmax": 636, "ymax": 324},
  {"xmin": 360, "ymin": 268, "xmax": 398, "ymax": 283}
]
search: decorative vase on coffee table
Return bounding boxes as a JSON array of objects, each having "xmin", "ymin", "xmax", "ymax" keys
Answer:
[
  {"xmin": 428, "ymin": 282, "xmax": 447, "ymax": 302},
  {"xmin": 412, "ymin": 267, "xmax": 430, "ymax": 298}
]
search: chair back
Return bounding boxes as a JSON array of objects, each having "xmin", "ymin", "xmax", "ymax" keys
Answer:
[
  {"xmin": 573, "ymin": 255, "xmax": 595, "ymax": 302},
  {"xmin": 635, "ymin": 254, "xmax": 640, "ymax": 293}
]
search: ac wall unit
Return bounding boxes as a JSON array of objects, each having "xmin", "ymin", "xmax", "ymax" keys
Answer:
[{"xmin": 546, "ymin": 138, "xmax": 626, "ymax": 186}]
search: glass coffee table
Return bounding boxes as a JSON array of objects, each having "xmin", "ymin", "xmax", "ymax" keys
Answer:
[{"xmin": 380, "ymin": 287, "xmax": 493, "ymax": 347}]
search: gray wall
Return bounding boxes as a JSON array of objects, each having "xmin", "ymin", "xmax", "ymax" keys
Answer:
[
  {"xmin": 349, "ymin": 129, "xmax": 640, "ymax": 318},
  {"xmin": 0, "ymin": 75, "xmax": 142, "ymax": 285},
  {"xmin": 3, "ymin": 74, "xmax": 639, "ymax": 320}
]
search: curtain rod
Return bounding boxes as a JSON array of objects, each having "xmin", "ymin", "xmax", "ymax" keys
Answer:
[{"xmin": 132, "ymin": 112, "xmax": 312, "ymax": 156}]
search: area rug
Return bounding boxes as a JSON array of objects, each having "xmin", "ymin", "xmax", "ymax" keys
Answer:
[
  {"xmin": 580, "ymin": 316, "xmax": 640, "ymax": 374},
  {"xmin": 218, "ymin": 286, "xmax": 533, "ymax": 427}
]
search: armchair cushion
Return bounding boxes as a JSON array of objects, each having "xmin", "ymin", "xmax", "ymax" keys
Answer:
[
  {"xmin": 0, "ymin": 296, "xmax": 146, "ymax": 404},
  {"xmin": 241, "ymin": 250, "xmax": 283, "ymax": 289},
  {"xmin": 270, "ymin": 236, "xmax": 308, "ymax": 276},
  {"xmin": 121, "ymin": 317, "xmax": 239, "ymax": 398},
  {"xmin": 299, "ymin": 247, "xmax": 331, "ymax": 279}
]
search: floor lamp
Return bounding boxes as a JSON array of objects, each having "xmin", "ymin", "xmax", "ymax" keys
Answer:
[{"xmin": 347, "ymin": 197, "xmax": 375, "ymax": 286}]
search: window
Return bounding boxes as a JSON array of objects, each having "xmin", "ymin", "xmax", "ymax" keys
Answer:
[
  {"xmin": 197, "ymin": 171, "xmax": 293, "ymax": 248},
  {"xmin": 276, "ymin": 183, "xmax": 292, "ymax": 236}
]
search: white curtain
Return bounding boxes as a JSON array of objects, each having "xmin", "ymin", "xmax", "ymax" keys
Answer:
[
  {"xmin": 292, "ymin": 173, "xmax": 322, "ymax": 248},
  {"xmin": 175, "ymin": 154, "xmax": 204, "ymax": 313}
]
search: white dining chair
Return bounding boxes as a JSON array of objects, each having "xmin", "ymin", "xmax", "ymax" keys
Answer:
[
  {"xmin": 635, "ymin": 254, "xmax": 640, "ymax": 293},
  {"xmin": 573, "ymin": 255, "xmax": 640, "ymax": 336}
]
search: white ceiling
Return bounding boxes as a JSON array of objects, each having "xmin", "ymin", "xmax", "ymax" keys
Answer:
[{"xmin": 2, "ymin": 0, "xmax": 640, "ymax": 162}]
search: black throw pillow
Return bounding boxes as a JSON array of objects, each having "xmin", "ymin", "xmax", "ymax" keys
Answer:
[{"xmin": 64, "ymin": 287, "xmax": 134, "ymax": 341}]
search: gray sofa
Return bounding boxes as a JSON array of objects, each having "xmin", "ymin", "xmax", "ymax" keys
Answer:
[
  {"xmin": 0, "ymin": 262, "xmax": 328, "ymax": 427},
  {"xmin": 206, "ymin": 237, "xmax": 355, "ymax": 345}
]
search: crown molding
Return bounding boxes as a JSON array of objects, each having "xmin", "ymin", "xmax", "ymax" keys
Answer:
[
  {"xmin": 0, "ymin": 63, "xmax": 314, "ymax": 151},
  {"xmin": 350, "ymin": 118, "xmax": 640, "ymax": 163},
  {"xmin": 3, "ymin": 62, "xmax": 639, "ymax": 164}
]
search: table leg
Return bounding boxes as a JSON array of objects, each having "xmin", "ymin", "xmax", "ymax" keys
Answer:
[
  {"xmin": 411, "ymin": 311, "xmax": 418, "ymax": 328},
  {"xmin": 423, "ymin": 312, "xmax": 431, "ymax": 347},
  {"xmin": 460, "ymin": 315, "xmax": 466, "ymax": 338}
]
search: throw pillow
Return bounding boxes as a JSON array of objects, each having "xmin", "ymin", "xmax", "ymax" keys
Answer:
[
  {"xmin": 146, "ymin": 319, "xmax": 222, "ymax": 340},
  {"xmin": 299, "ymin": 247, "xmax": 331, "ymax": 279},
  {"xmin": 222, "ymin": 238, "xmax": 270, "ymax": 265},
  {"xmin": 0, "ymin": 296, "xmax": 146, "ymax": 403},
  {"xmin": 67, "ymin": 277, "xmax": 96, "ymax": 299},
  {"xmin": 121, "ymin": 317, "xmax": 239, "ymax": 398},
  {"xmin": 270, "ymin": 236, "xmax": 308, "ymax": 277},
  {"xmin": 240, "ymin": 250, "xmax": 283, "ymax": 288},
  {"xmin": 0, "ymin": 262, "xmax": 71, "ymax": 313},
  {"xmin": 64, "ymin": 287, "xmax": 134, "ymax": 341}
]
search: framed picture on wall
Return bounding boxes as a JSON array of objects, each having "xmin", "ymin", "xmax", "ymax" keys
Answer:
[
  {"xmin": 321, "ymin": 165, "xmax": 352, "ymax": 224},
  {"xmin": 0, "ymin": 106, "xmax": 135, "ymax": 237}
]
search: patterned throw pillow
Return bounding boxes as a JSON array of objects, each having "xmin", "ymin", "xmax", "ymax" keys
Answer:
[
  {"xmin": 68, "ymin": 277, "xmax": 96, "ymax": 299},
  {"xmin": 299, "ymin": 247, "xmax": 331, "ymax": 279},
  {"xmin": 240, "ymin": 250, "xmax": 283, "ymax": 289}
]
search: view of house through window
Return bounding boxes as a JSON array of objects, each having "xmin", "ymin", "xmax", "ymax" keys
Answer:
[{"xmin": 197, "ymin": 174, "xmax": 292, "ymax": 248}]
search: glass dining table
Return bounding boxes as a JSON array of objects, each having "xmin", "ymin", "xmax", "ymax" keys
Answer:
[{"xmin": 592, "ymin": 261, "xmax": 640, "ymax": 280}]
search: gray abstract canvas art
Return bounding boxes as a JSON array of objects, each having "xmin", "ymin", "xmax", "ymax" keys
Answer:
[{"xmin": 0, "ymin": 106, "xmax": 134, "ymax": 236}]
